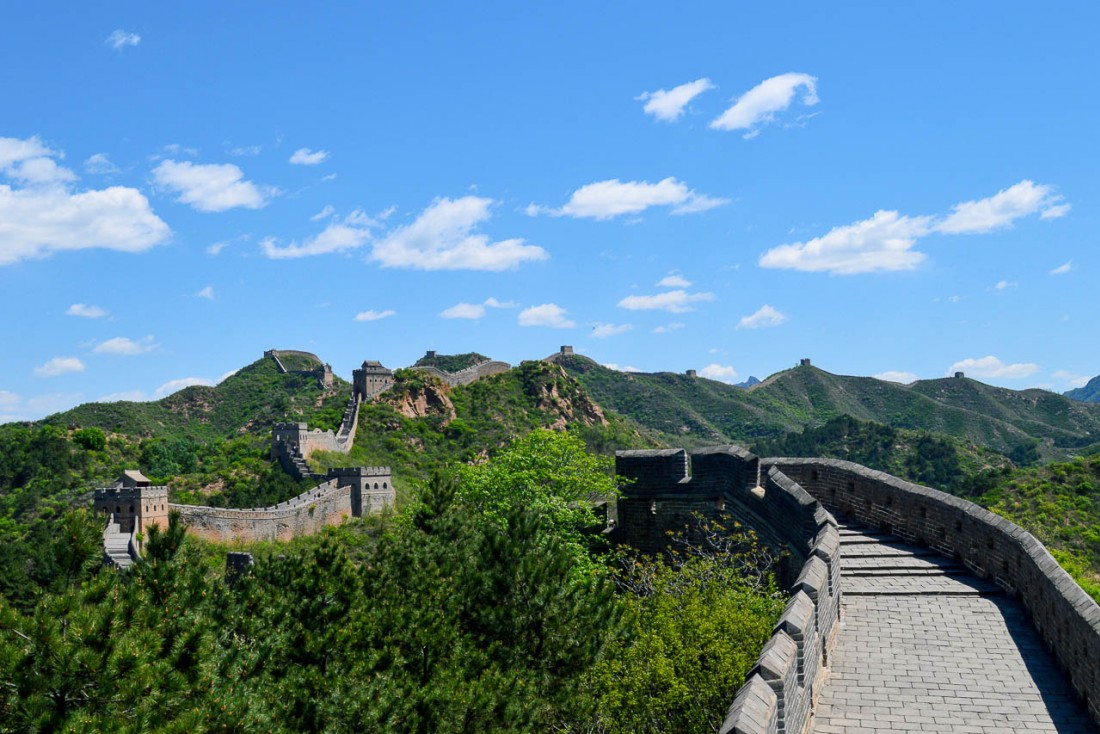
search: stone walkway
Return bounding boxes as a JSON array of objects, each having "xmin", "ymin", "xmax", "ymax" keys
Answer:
[{"xmin": 812, "ymin": 524, "xmax": 1097, "ymax": 733}]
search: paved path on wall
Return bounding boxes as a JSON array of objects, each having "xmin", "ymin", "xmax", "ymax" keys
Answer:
[{"xmin": 812, "ymin": 523, "xmax": 1096, "ymax": 734}]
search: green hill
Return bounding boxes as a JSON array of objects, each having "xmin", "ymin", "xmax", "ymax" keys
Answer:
[
  {"xmin": 43, "ymin": 357, "xmax": 349, "ymax": 441},
  {"xmin": 413, "ymin": 351, "xmax": 491, "ymax": 372},
  {"xmin": 557, "ymin": 356, "xmax": 1100, "ymax": 461},
  {"xmin": 1066, "ymin": 374, "xmax": 1100, "ymax": 403}
]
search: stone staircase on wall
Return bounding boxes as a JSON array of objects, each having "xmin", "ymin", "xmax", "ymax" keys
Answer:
[{"xmin": 103, "ymin": 517, "xmax": 136, "ymax": 570}]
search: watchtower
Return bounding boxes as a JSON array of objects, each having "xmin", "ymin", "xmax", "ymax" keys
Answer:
[
  {"xmin": 352, "ymin": 360, "xmax": 394, "ymax": 401},
  {"xmin": 93, "ymin": 470, "xmax": 170, "ymax": 545}
]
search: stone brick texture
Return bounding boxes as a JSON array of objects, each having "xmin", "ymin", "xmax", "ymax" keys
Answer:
[{"xmin": 765, "ymin": 457, "xmax": 1100, "ymax": 728}]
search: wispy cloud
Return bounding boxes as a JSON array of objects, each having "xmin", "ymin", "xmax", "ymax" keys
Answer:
[
  {"xmin": 440, "ymin": 302, "xmax": 485, "ymax": 320},
  {"xmin": 736, "ymin": 304, "xmax": 788, "ymax": 330},
  {"xmin": 993, "ymin": 280, "xmax": 1017, "ymax": 291},
  {"xmin": 532, "ymin": 177, "xmax": 728, "ymax": 220},
  {"xmin": 875, "ymin": 371, "xmax": 919, "ymax": 384},
  {"xmin": 311, "ymin": 204, "xmax": 335, "ymax": 221},
  {"xmin": 152, "ymin": 160, "xmax": 274, "ymax": 212},
  {"xmin": 657, "ymin": 274, "xmax": 691, "ymax": 288},
  {"xmin": 652, "ymin": 322, "xmax": 685, "ymax": 334},
  {"xmin": 195, "ymin": 285, "xmax": 215, "ymax": 299},
  {"xmin": 106, "ymin": 30, "xmax": 141, "ymax": 50},
  {"xmin": 618, "ymin": 289, "xmax": 714, "ymax": 313},
  {"xmin": 1050, "ymin": 261, "xmax": 1073, "ymax": 275},
  {"xmin": 262, "ymin": 222, "xmax": 371, "ymax": 259},
  {"xmin": 289, "ymin": 148, "xmax": 329, "ymax": 165},
  {"xmin": 92, "ymin": 336, "xmax": 157, "ymax": 356},
  {"xmin": 353, "ymin": 309, "xmax": 396, "ymax": 322},
  {"xmin": 1052, "ymin": 370, "xmax": 1089, "ymax": 389},
  {"xmin": 34, "ymin": 356, "xmax": 85, "ymax": 378},
  {"xmin": 636, "ymin": 78, "xmax": 715, "ymax": 122},
  {"xmin": 155, "ymin": 377, "xmax": 214, "ymax": 397},
  {"xmin": 518, "ymin": 303, "xmax": 575, "ymax": 328},
  {"xmin": 591, "ymin": 323, "xmax": 632, "ymax": 338},
  {"xmin": 371, "ymin": 196, "xmax": 547, "ymax": 271},
  {"xmin": 66, "ymin": 303, "xmax": 108, "ymax": 319},
  {"xmin": 83, "ymin": 153, "xmax": 119, "ymax": 175},
  {"xmin": 710, "ymin": 72, "xmax": 818, "ymax": 138},
  {"xmin": 947, "ymin": 355, "xmax": 1039, "ymax": 379}
]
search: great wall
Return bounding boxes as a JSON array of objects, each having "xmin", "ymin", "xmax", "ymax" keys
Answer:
[
  {"xmin": 91, "ymin": 348, "xmax": 1100, "ymax": 732},
  {"xmin": 612, "ymin": 447, "xmax": 1100, "ymax": 733}
]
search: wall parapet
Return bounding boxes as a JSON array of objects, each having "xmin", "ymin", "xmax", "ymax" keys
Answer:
[
  {"xmin": 614, "ymin": 446, "xmax": 840, "ymax": 734},
  {"xmin": 763, "ymin": 457, "xmax": 1100, "ymax": 726}
]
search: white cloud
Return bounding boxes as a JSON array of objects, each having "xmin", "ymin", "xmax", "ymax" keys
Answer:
[
  {"xmin": 657, "ymin": 274, "xmax": 691, "ymax": 288},
  {"xmin": 106, "ymin": 30, "xmax": 141, "ymax": 50},
  {"xmin": 759, "ymin": 210, "xmax": 932, "ymax": 275},
  {"xmin": 195, "ymin": 285, "xmax": 215, "ymax": 299},
  {"xmin": 592, "ymin": 323, "xmax": 632, "ymax": 338},
  {"xmin": 0, "ymin": 136, "xmax": 75, "ymax": 185},
  {"xmin": 737, "ymin": 304, "xmax": 788, "ymax": 330},
  {"xmin": 92, "ymin": 336, "xmax": 157, "ymax": 356},
  {"xmin": 1052, "ymin": 370, "xmax": 1090, "ymax": 389},
  {"xmin": 699, "ymin": 363, "xmax": 739, "ymax": 383},
  {"xmin": 1040, "ymin": 203, "xmax": 1071, "ymax": 220},
  {"xmin": 83, "ymin": 153, "xmax": 119, "ymax": 175},
  {"xmin": 652, "ymin": 322, "xmax": 686, "ymax": 334},
  {"xmin": 34, "ymin": 356, "xmax": 86, "ymax": 378},
  {"xmin": 440, "ymin": 302, "xmax": 486, "ymax": 320},
  {"xmin": 96, "ymin": 390, "xmax": 148, "ymax": 403},
  {"xmin": 353, "ymin": 309, "xmax": 396, "ymax": 322},
  {"xmin": 261, "ymin": 223, "xmax": 370, "ymax": 259},
  {"xmin": 947, "ymin": 356, "xmax": 1040, "ymax": 379},
  {"xmin": 0, "ymin": 137, "xmax": 169, "ymax": 266},
  {"xmin": 207, "ymin": 241, "xmax": 229, "ymax": 256},
  {"xmin": 371, "ymin": 196, "xmax": 547, "ymax": 271},
  {"xmin": 937, "ymin": 180, "xmax": 1066, "ymax": 234},
  {"xmin": 155, "ymin": 377, "xmax": 214, "ymax": 397},
  {"xmin": 993, "ymin": 280, "xmax": 1017, "ymax": 291},
  {"xmin": 875, "ymin": 371, "xmax": 919, "ymax": 384},
  {"xmin": 66, "ymin": 303, "xmax": 108, "ymax": 318},
  {"xmin": 289, "ymin": 148, "xmax": 329, "ymax": 165},
  {"xmin": 1050, "ymin": 261, "xmax": 1073, "ymax": 275},
  {"xmin": 636, "ymin": 78, "xmax": 715, "ymax": 122},
  {"xmin": 604, "ymin": 363, "xmax": 642, "ymax": 373},
  {"xmin": 710, "ymin": 73, "xmax": 819, "ymax": 138},
  {"xmin": 152, "ymin": 160, "xmax": 272, "ymax": 212},
  {"xmin": 518, "ymin": 303, "xmax": 575, "ymax": 328},
  {"xmin": 311, "ymin": 204, "xmax": 336, "ymax": 221},
  {"xmin": 227, "ymin": 145, "xmax": 261, "ymax": 157},
  {"xmin": 548, "ymin": 177, "xmax": 728, "ymax": 220},
  {"xmin": 617, "ymin": 289, "xmax": 715, "ymax": 313},
  {"xmin": 483, "ymin": 297, "xmax": 517, "ymax": 309}
]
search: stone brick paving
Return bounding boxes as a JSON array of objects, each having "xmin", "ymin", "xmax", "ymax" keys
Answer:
[{"xmin": 812, "ymin": 524, "xmax": 1097, "ymax": 733}]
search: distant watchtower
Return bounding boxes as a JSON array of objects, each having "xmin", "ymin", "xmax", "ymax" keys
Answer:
[
  {"xmin": 560, "ymin": 345, "xmax": 574, "ymax": 357},
  {"xmin": 353, "ymin": 360, "xmax": 394, "ymax": 401},
  {"xmin": 954, "ymin": 371, "xmax": 965, "ymax": 379},
  {"xmin": 800, "ymin": 358, "xmax": 812, "ymax": 367},
  {"xmin": 686, "ymin": 369, "xmax": 697, "ymax": 378}
]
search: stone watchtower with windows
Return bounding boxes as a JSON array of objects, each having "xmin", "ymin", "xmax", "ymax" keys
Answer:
[
  {"xmin": 93, "ymin": 470, "xmax": 170, "ymax": 550},
  {"xmin": 352, "ymin": 360, "xmax": 394, "ymax": 401}
]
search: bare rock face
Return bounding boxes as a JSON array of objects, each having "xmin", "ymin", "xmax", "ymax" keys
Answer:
[
  {"xmin": 534, "ymin": 364, "xmax": 608, "ymax": 430},
  {"xmin": 386, "ymin": 377, "xmax": 457, "ymax": 426}
]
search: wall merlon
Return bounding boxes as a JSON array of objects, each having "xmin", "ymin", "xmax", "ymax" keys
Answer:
[{"xmin": 719, "ymin": 675, "xmax": 778, "ymax": 734}]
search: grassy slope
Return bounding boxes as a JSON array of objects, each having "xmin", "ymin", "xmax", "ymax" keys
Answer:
[
  {"xmin": 43, "ymin": 357, "xmax": 350, "ymax": 441},
  {"xmin": 560, "ymin": 356, "xmax": 1100, "ymax": 460}
]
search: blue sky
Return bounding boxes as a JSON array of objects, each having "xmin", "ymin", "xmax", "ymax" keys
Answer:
[{"xmin": 2, "ymin": 2, "xmax": 1098, "ymax": 422}]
